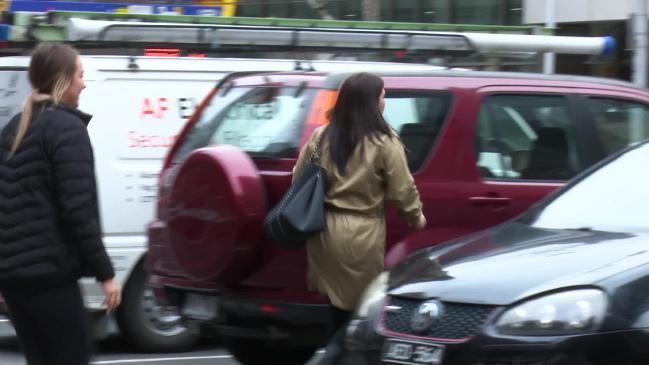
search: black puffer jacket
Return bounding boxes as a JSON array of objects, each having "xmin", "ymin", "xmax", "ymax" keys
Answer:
[{"xmin": 0, "ymin": 101, "xmax": 114, "ymax": 290}]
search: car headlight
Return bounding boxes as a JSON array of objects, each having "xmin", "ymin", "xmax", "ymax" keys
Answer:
[
  {"xmin": 494, "ymin": 289, "xmax": 607, "ymax": 336},
  {"xmin": 355, "ymin": 271, "xmax": 389, "ymax": 318}
]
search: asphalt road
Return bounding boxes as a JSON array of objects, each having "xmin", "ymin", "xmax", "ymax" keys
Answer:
[{"xmin": 0, "ymin": 322, "xmax": 325, "ymax": 365}]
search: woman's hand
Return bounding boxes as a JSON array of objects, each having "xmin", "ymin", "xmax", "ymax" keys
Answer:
[
  {"xmin": 413, "ymin": 213, "xmax": 427, "ymax": 230},
  {"xmin": 102, "ymin": 278, "xmax": 122, "ymax": 315}
]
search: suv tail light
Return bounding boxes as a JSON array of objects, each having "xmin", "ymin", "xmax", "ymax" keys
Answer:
[
  {"xmin": 300, "ymin": 89, "xmax": 337, "ymax": 146},
  {"xmin": 306, "ymin": 89, "xmax": 337, "ymax": 126}
]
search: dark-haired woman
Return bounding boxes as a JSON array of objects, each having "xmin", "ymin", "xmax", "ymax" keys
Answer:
[
  {"xmin": 292, "ymin": 72, "xmax": 426, "ymax": 364},
  {"xmin": 0, "ymin": 42, "xmax": 121, "ymax": 365}
]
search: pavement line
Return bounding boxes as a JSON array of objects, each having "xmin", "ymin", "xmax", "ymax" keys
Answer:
[
  {"xmin": 90, "ymin": 350, "xmax": 325, "ymax": 364},
  {"xmin": 90, "ymin": 355, "xmax": 232, "ymax": 364}
]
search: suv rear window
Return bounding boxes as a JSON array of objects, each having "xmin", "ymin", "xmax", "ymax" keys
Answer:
[{"xmin": 173, "ymin": 86, "xmax": 316, "ymax": 162}]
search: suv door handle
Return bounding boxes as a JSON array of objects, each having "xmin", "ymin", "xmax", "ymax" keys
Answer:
[{"xmin": 468, "ymin": 196, "xmax": 511, "ymax": 206}]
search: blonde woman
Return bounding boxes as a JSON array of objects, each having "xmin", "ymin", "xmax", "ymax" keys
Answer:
[{"xmin": 0, "ymin": 43, "xmax": 120, "ymax": 365}]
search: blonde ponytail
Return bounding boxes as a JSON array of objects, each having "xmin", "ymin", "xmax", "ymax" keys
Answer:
[
  {"xmin": 7, "ymin": 94, "xmax": 35, "ymax": 159},
  {"xmin": 7, "ymin": 74, "xmax": 69, "ymax": 160}
]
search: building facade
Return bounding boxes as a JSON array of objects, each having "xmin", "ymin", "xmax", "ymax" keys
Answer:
[
  {"xmin": 234, "ymin": 0, "xmax": 627, "ymax": 78},
  {"xmin": 236, "ymin": 0, "xmax": 523, "ymax": 25},
  {"xmin": 524, "ymin": 0, "xmax": 633, "ymax": 81},
  {"xmin": 235, "ymin": 0, "xmax": 540, "ymax": 71}
]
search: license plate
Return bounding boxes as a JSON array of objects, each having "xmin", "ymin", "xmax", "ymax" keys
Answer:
[
  {"xmin": 181, "ymin": 293, "xmax": 218, "ymax": 320},
  {"xmin": 381, "ymin": 338, "xmax": 445, "ymax": 365}
]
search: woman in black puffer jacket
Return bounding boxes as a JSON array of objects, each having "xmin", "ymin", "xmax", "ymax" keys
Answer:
[{"xmin": 0, "ymin": 42, "xmax": 121, "ymax": 365}]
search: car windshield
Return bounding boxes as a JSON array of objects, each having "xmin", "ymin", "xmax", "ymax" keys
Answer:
[
  {"xmin": 173, "ymin": 86, "xmax": 315, "ymax": 162},
  {"xmin": 526, "ymin": 142, "xmax": 649, "ymax": 233}
]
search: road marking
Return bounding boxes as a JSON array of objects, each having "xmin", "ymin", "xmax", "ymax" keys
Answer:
[
  {"xmin": 91, "ymin": 350, "xmax": 325, "ymax": 364},
  {"xmin": 91, "ymin": 355, "xmax": 233, "ymax": 364}
]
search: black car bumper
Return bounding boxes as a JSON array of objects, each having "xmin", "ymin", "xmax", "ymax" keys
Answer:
[{"xmin": 345, "ymin": 317, "xmax": 649, "ymax": 365}]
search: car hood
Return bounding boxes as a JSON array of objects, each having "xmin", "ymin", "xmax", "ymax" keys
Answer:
[{"xmin": 388, "ymin": 222, "xmax": 649, "ymax": 305}]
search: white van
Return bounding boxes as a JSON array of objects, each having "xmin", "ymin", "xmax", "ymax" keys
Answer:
[{"xmin": 0, "ymin": 55, "xmax": 447, "ymax": 351}]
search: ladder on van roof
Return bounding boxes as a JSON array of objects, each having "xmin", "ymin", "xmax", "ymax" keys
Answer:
[{"xmin": 0, "ymin": 10, "xmax": 615, "ymax": 57}]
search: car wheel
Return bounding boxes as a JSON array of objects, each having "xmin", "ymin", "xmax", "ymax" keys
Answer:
[
  {"xmin": 223, "ymin": 338, "xmax": 317, "ymax": 365},
  {"xmin": 115, "ymin": 263, "xmax": 199, "ymax": 352}
]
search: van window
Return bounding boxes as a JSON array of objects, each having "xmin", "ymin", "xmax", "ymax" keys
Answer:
[
  {"xmin": 383, "ymin": 91, "xmax": 451, "ymax": 171},
  {"xmin": 475, "ymin": 94, "xmax": 581, "ymax": 181},
  {"xmin": 174, "ymin": 86, "xmax": 316, "ymax": 162},
  {"xmin": 0, "ymin": 70, "xmax": 31, "ymax": 132},
  {"xmin": 585, "ymin": 97, "xmax": 649, "ymax": 154}
]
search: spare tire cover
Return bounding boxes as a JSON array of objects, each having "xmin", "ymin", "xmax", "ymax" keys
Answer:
[{"xmin": 167, "ymin": 145, "xmax": 266, "ymax": 283}]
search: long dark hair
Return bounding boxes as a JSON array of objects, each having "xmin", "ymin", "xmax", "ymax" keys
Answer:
[
  {"xmin": 8, "ymin": 42, "xmax": 78, "ymax": 159},
  {"xmin": 325, "ymin": 72, "xmax": 392, "ymax": 174}
]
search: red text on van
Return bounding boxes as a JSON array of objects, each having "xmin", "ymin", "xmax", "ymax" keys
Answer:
[{"xmin": 140, "ymin": 97, "xmax": 198, "ymax": 119}]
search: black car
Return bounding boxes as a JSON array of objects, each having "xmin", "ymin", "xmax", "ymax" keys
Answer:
[{"xmin": 345, "ymin": 141, "xmax": 649, "ymax": 365}]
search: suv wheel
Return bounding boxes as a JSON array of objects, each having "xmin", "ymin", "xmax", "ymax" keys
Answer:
[
  {"xmin": 223, "ymin": 338, "xmax": 318, "ymax": 365},
  {"xmin": 116, "ymin": 263, "xmax": 199, "ymax": 352}
]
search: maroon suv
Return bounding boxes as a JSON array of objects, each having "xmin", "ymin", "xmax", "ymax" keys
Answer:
[{"xmin": 147, "ymin": 70, "xmax": 649, "ymax": 365}]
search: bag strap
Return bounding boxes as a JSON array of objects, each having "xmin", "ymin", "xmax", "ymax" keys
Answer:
[{"xmin": 309, "ymin": 130, "xmax": 325, "ymax": 165}]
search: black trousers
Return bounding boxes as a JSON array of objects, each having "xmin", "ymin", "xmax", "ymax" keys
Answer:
[
  {"xmin": 330, "ymin": 305, "xmax": 352, "ymax": 337},
  {"xmin": 315, "ymin": 305, "xmax": 353, "ymax": 365},
  {"xmin": 3, "ymin": 282, "xmax": 92, "ymax": 365}
]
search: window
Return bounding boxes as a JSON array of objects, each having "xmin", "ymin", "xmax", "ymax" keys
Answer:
[
  {"xmin": 174, "ymin": 86, "xmax": 316, "ymax": 162},
  {"xmin": 268, "ymin": 2, "xmax": 290, "ymax": 18},
  {"xmin": 529, "ymin": 143, "xmax": 649, "ymax": 233},
  {"xmin": 381, "ymin": 0, "xmax": 450, "ymax": 22},
  {"xmin": 475, "ymin": 95, "xmax": 581, "ymax": 181},
  {"xmin": 585, "ymin": 97, "xmax": 649, "ymax": 155},
  {"xmin": 383, "ymin": 92, "xmax": 452, "ymax": 171},
  {"xmin": 236, "ymin": 3, "xmax": 263, "ymax": 17},
  {"xmin": 393, "ymin": 0, "xmax": 418, "ymax": 22},
  {"xmin": 454, "ymin": 0, "xmax": 504, "ymax": 25},
  {"xmin": 422, "ymin": 0, "xmax": 451, "ymax": 23},
  {"xmin": 294, "ymin": 2, "xmax": 319, "ymax": 19},
  {"xmin": 505, "ymin": 0, "xmax": 522, "ymax": 25},
  {"xmin": 341, "ymin": 0, "xmax": 362, "ymax": 20}
]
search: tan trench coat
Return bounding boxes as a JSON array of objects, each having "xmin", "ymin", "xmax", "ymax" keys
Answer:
[{"xmin": 293, "ymin": 126, "xmax": 422, "ymax": 311}]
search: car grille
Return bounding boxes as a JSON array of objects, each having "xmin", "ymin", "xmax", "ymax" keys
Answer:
[{"xmin": 382, "ymin": 296, "xmax": 496, "ymax": 340}]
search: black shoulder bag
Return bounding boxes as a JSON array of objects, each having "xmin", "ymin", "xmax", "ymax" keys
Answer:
[{"xmin": 264, "ymin": 135, "xmax": 327, "ymax": 250}]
